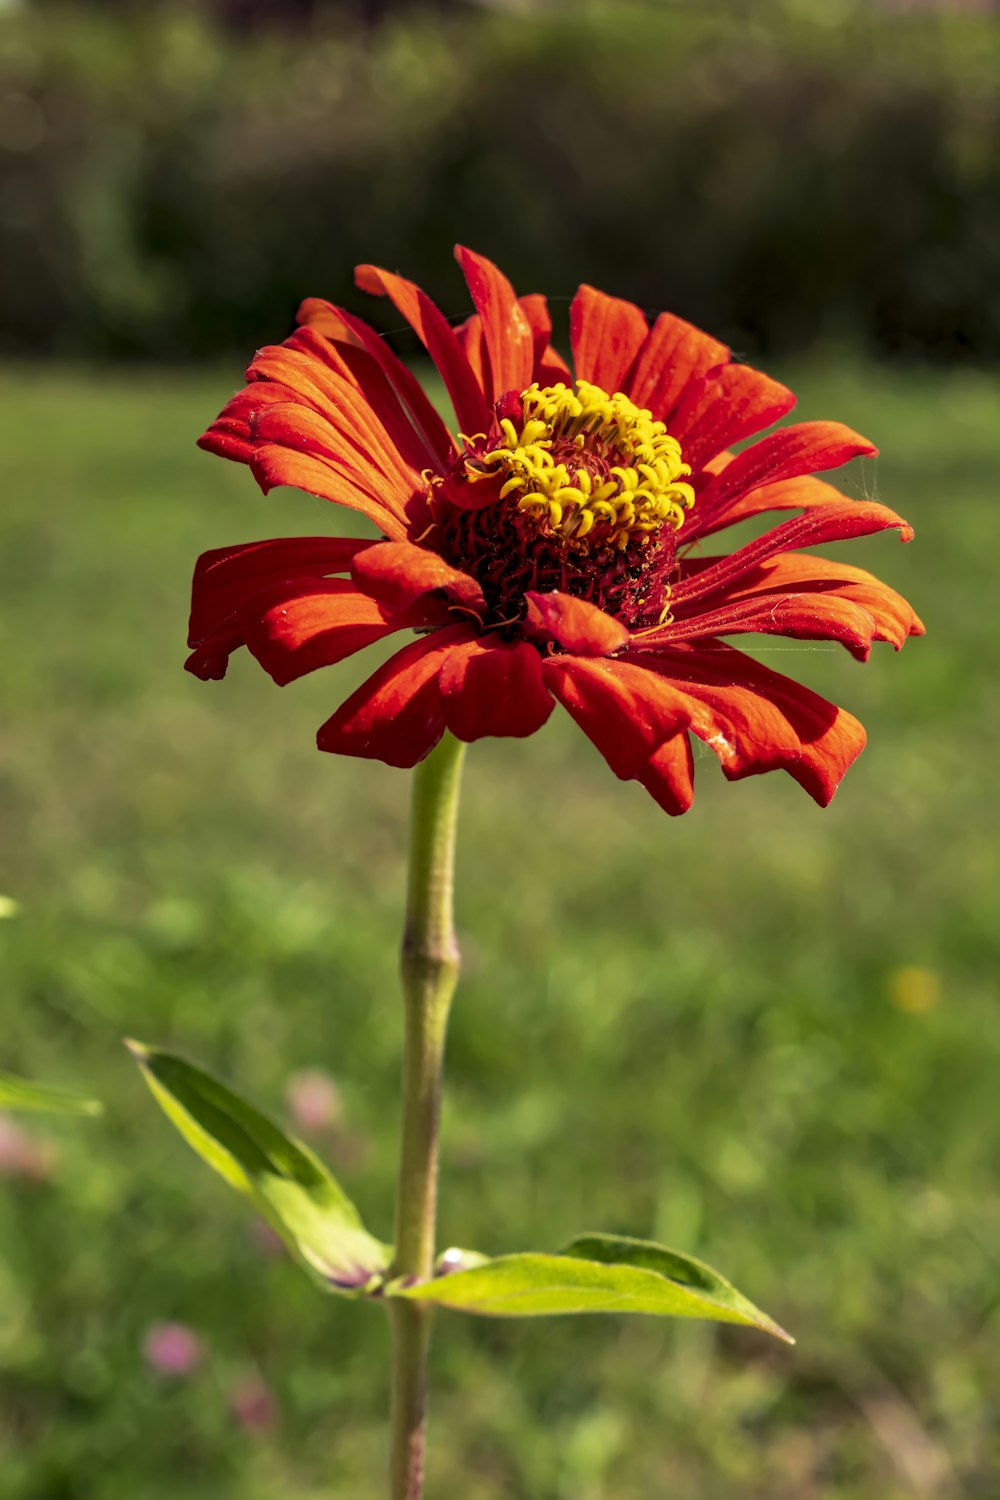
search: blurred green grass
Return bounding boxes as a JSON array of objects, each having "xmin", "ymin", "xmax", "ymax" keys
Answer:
[{"xmin": 0, "ymin": 357, "xmax": 996, "ymax": 1499}]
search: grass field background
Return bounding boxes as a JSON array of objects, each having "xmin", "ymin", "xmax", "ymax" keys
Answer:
[{"xmin": 0, "ymin": 357, "xmax": 997, "ymax": 1498}]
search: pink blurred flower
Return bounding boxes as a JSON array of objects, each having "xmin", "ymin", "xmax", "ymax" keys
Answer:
[
  {"xmin": 230, "ymin": 1370, "xmax": 277, "ymax": 1432},
  {"xmin": 0, "ymin": 1114, "xmax": 57, "ymax": 1183},
  {"xmin": 286, "ymin": 1068, "xmax": 343, "ymax": 1135},
  {"xmin": 143, "ymin": 1321, "xmax": 203, "ymax": 1378}
]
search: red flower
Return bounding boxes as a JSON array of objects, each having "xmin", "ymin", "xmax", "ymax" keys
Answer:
[{"xmin": 189, "ymin": 247, "xmax": 921, "ymax": 814}]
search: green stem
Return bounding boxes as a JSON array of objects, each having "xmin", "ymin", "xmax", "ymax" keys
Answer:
[{"xmin": 388, "ymin": 732, "xmax": 466, "ymax": 1500}]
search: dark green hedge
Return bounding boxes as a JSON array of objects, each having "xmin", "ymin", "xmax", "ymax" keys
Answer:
[{"xmin": 3, "ymin": 1, "xmax": 1000, "ymax": 361}]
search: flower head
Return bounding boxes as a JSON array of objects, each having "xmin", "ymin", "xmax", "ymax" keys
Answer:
[{"xmin": 189, "ymin": 247, "xmax": 921, "ymax": 814}]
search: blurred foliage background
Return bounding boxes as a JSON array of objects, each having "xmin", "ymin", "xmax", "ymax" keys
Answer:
[
  {"xmin": 1, "ymin": 1, "xmax": 999, "ymax": 1499},
  {"xmin": 4, "ymin": 0, "xmax": 1000, "ymax": 362}
]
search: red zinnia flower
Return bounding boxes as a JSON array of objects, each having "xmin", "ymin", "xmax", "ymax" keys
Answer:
[{"xmin": 189, "ymin": 247, "xmax": 921, "ymax": 815}]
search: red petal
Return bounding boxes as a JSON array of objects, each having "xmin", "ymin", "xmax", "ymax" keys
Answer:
[
  {"xmin": 516, "ymin": 294, "xmax": 560, "ymax": 374},
  {"xmin": 542, "ymin": 656, "xmax": 691, "ymax": 779},
  {"xmin": 570, "ymin": 285, "xmax": 648, "ymax": 392},
  {"xmin": 438, "ymin": 636, "xmax": 553, "ymax": 740},
  {"xmin": 351, "ymin": 540, "xmax": 485, "ymax": 616},
  {"xmin": 692, "ymin": 472, "xmax": 848, "ymax": 539},
  {"xmin": 455, "ymin": 246, "xmax": 535, "ymax": 403},
  {"xmin": 456, "ymin": 313, "xmax": 489, "ymax": 392},
  {"xmin": 669, "ymin": 364, "xmax": 796, "ymax": 469},
  {"xmin": 636, "ymin": 735, "xmax": 695, "ymax": 816},
  {"xmin": 632, "ymin": 644, "xmax": 867, "ymax": 804},
  {"xmin": 188, "ymin": 536, "xmax": 367, "ymax": 647},
  {"xmin": 297, "ymin": 297, "xmax": 454, "ymax": 465},
  {"xmin": 246, "ymin": 346, "xmax": 422, "ymax": 503},
  {"xmin": 640, "ymin": 590, "xmax": 886, "ymax": 661},
  {"xmin": 355, "ymin": 264, "xmax": 492, "ymax": 437},
  {"xmin": 691, "ymin": 420, "xmax": 878, "ymax": 529},
  {"xmin": 625, "ymin": 312, "xmax": 729, "ymax": 422},
  {"xmin": 672, "ymin": 500, "xmax": 915, "ymax": 612},
  {"xmin": 198, "ymin": 384, "xmax": 290, "ymax": 465},
  {"xmin": 244, "ymin": 580, "xmax": 402, "ymax": 686},
  {"xmin": 317, "ymin": 626, "xmax": 473, "ymax": 767},
  {"xmin": 523, "ymin": 591, "xmax": 630, "ymax": 656},
  {"xmin": 673, "ymin": 551, "xmax": 923, "ymax": 657},
  {"xmin": 247, "ymin": 407, "xmax": 413, "ymax": 541},
  {"xmin": 277, "ymin": 324, "xmax": 442, "ymax": 486}
]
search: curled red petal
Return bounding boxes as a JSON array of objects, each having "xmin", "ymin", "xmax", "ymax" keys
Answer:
[
  {"xmin": 296, "ymin": 297, "xmax": 454, "ymax": 464},
  {"xmin": 317, "ymin": 626, "xmax": 473, "ymax": 767},
  {"xmin": 264, "ymin": 327, "xmax": 441, "ymax": 491},
  {"xmin": 642, "ymin": 590, "xmax": 886, "ymax": 661},
  {"xmin": 523, "ymin": 591, "xmax": 630, "ymax": 656},
  {"xmin": 351, "ymin": 541, "xmax": 486, "ymax": 616},
  {"xmin": 198, "ymin": 384, "xmax": 291, "ymax": 465},
  {"xmin": 692, "ymin": 472, "xmax": 849, "ymax": 540},
  {"xmin": 247, "ymin": 436, "xmax": 410, "ymax": 541},
  {"xmin": 636, "ymin": 735, "xmax": 695, "ymax": 817},
  {"xmin": 245, "ymin": 372, "xmax": 419, "ymax": 514},
  {"xmin": 542, "ymin": 656, "xmax": 690, "ymax": 779},
  {"xmin": 692, "ymin": 420, "xmax": 878, "ymax": 529},
  {"xmin": 681, "ymin": 551, "xmax": 925, "ymax": 656},
  {"xmin": 438, "ymin": 636, "xmax": 553, "ymax": 741},
  {"xmin": 454, "ymin": 246, "xmax": 535, "ymax": 404},
  {"xmin": 570, "ymin": 285, "xmax": 648, "ymax": 392},
  {"xmin": 355, "ymin": 264, "xmax": 491, "ymax": 437},
  {"xmin": 672, "ymin": 500, "xmax": 915, "ymax": 612}
]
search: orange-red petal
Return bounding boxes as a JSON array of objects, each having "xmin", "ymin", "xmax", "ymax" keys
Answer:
[
  {"xmin": 519, "ymin": 294, "xmax": 573, "ymax": 383},
  {"xmin": 669, "ymin": 363, "xmax": 796, "ymax": 469},
  {"xmin": 625, "ymin": 312, "xmax": 729, "ymax": 421},
  {"xmin": 688, "ymin": 420, "xmax": 878, "ymax": 540},
  {"xmin": 355, "ymin": 263, "xmax": 492, "ymax": 436},
  {"xmin": 673, "ymin": 499, "xmax": 914, "ymax": 612},
  {"xmin": 570, "ymin": 285, "xmax": 648, "ymax": 392},
  {"xmin": 693, "ymin": 472, "xmax": 850, "ymax": 539},
  {"xmin": 296, "ymin": 297, "xmax": 455, "ymax": 465},
  {"xmin": 455, "ymin": 246, "xmax": 535, "ymax": 403}
]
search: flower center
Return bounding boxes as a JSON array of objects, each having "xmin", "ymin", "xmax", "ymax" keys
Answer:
[
  {"xmin": 428, "ymin": 381, "xmax": 696, "ymax": 632},
  {"xmin": 463, "ymin": 381, "xmax": 694, "ymax": 553}
]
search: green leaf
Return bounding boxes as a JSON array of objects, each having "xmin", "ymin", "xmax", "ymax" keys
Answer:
[
  {"xmin": 127, "ymin": 1041, "xmax": 389, "ymax": 1294},
  {"xmin": 390, "ymin": 1232, "xmax": 792, "ymax": 1342},
  {"xmin": 0, "ymin": 1069, "xmax": 103, "ymax": 1117}
]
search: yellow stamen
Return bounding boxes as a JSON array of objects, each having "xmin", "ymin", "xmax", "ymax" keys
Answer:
[{"xmin": 465, "ymin": 380, "xmax": 695, "ymax": 551}]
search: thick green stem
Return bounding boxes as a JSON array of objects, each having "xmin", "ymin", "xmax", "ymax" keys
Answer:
[{"xmin": 388, "ymin": 732, "xmax": 466, "ymax": 1500}]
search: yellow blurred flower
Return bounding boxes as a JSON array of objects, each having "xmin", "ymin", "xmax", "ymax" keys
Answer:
[{"xmin": 887, "ymin": 965, "xmax": 941, "ymax": 1015}]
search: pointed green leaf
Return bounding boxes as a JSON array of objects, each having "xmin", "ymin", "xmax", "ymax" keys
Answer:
[
  {"xmin": 0, "ymin": 1069, "xmax": 103, "ymax": 1117},
  {"xmin": 390, "ymin": 1232, "xmax": 791, "ymax": 1342},
  {"xmin": 128, "ymin": 1042, "xmax": 389, "ymax": 1294}
]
